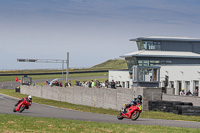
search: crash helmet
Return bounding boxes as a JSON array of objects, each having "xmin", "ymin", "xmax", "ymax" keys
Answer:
[
  {"xmin": 28, "ymin": 95, "xmax": 32, "ymax": 101},
  {"xmin": 137, "ymin": 95, "xmax": 142, "ymax": 101},
  {"xmin": 130, "ymin": 100, "xmax": 134, "ymax": 104}
]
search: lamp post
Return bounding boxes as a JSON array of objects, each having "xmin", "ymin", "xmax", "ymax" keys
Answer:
[{"xmin": 66, "ymin": 52, "xmax": 69, "ymax": 83}]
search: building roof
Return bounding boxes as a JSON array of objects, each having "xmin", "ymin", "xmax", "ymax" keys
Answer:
[
  {"xmin": 121, "ymin": 50, "xmax": 200, "ymax": 58},
  {"xmin": 130, "ymin": 36, "xmax": 200, "ymax": 42}
]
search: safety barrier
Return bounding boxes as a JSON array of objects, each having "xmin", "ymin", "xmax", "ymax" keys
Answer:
[{"xmin": 148, "ymin": 101, "xmax": 200, "ymax": 116}]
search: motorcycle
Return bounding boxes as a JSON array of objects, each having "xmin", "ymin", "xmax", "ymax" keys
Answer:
[
  {"xmin": 13, "ymin": 98, "xmax": 30, "ymax": 113},
  {"xmin": 117, "ymin": 102, "xmax": 142, "ymax": 121}
]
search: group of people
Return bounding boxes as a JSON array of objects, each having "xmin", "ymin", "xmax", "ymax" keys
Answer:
[
  {"xmin": 75, "ymin": 80, "xmax": 107, "ymax": 88},
  {"xmin": 44, "ymin": 79, "xmax": 122, "ymax": 89},
  {"xmin": 45, "ymin": 80, "xmax": 71, "ymax": 87},
  {"xmin": 180, "ymin": 88, "xmax": 198, "ymax": 96},
  {"xmin": 75, "ymin": 79, "xmax": 122, "ymax": 89}
]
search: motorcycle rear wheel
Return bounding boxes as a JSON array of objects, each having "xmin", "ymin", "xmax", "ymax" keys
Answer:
[
  {"xmin": 117, "ymin": 112, "xmax": 124, "ymax": 120},
  {"xmin": 13, "ymin": 107, "xmax": 16, "ymax": 112},
  {"xmin": 19, "ymin": 105, "xmax": 26, "ymax": 113},
  {"xmin": 131, "ymin": 111, "xmax": 140, "ymax": 121}
]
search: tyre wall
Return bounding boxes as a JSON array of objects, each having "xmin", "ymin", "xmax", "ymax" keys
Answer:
[
  {"xmin": 20, "ymin": 85, "xmax": 162, "ymax": 111},
  {"xmin": 163, "ymin": 94, "xmax": 200, "ymax": 106}
]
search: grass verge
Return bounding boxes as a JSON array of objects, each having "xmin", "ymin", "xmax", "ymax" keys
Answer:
[
  {"xmin": 0, "ymin": 89, "xmax": 200, "ymax": 122},
  {"xmin": 0, "ymin": 72, "xmax": 108, "ymax": 82},
  {"xmin": 1, "ymin": 114, "xmax": 199, "ymax": 133}
]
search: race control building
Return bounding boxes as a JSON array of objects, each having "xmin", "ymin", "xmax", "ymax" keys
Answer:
[{"xmin": 109, "ymin": 36, "xmax": 200, "ymax": 96}]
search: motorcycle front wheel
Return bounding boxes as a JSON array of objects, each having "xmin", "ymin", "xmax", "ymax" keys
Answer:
[
  {"xmin": 117, "ymin": 112, "xmax": 124, "ymax": 120},
  {"xmin": 131, "ymin": 111, "xmax": 140, "ymax": 121},
  {"xmin": 19, "ymin": 105, "xmax": 26, "ymax": 113}
]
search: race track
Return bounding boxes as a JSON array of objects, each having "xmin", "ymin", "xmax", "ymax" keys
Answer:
[{"xmin": 0, "ymin": 93, "xmax": 200, "ymax": 129}]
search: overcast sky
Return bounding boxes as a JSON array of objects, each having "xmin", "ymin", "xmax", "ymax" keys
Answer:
[{"xmin": 1, "ymin": 0, "xmax": 200, "ymax": 70}]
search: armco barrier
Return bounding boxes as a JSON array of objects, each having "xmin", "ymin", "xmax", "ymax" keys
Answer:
[{"xmin": 20, "ymin": 85, "xmax": 162, "ymax": 111}]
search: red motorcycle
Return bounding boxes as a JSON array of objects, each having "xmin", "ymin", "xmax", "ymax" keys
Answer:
[
  {"xmin": 13, "ymin": 98, "xmax": 30, "ymax": 113},
  {"xmin": 117, "ymin": 102, "xmax": 142, "ymax": 121}
]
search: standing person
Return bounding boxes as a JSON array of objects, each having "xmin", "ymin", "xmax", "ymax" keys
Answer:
[
  {"xmin": 55, "ymin": 81, "xmax": 59, "ymax": 86},
  {"xmin": 180, "ymin": 88, "xmax": 185, "ymax": 95},
  {"xmin": 105, "ymin": 80, "xmax": 109, "ymax": 88},
  {"xmin": 88, "ymin": 81, "xmax": 92, "ymax": 88},
  {"xmin": 194, "ymin": 88, "xmax": 198, "ymax": 96},
  {"xmin": 59, "ymin": 82, "xmax": 62, "ymax": 87},
  {"xmin": 65, "ymin": 81, "xmax": 68, "ymax": 87},
  {"xmin": 186, "ymin": 90, "xmax": 192, "ymax": 96},
  {"xmin": 45, "ymin": 80, "xmax": 49, "ymax": 85},
  {"xmin": 111, "ymin": 80, "xmax": 116, "ymax": 89},
  {"xmin": 68, "ymin": 80, "xmax": 71, "ymax": 87},
  {"xmin": 91, "ymin": 80, "xmax": 95, "ymax": 88}
]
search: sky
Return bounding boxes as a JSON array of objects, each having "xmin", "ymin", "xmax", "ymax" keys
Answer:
[{"xmin": 1, "ymin": 0, "xmax": 200, "ymax": 70}]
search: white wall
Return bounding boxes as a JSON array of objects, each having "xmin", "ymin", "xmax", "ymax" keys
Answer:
[
  {"xmin": 109, "ymin": 65, "xmax": 200, "ymax": 96},
  {"xmin": 109, "ymin": 70, "xmax": 132, "ymax": 88},
  {"xmin": 160, "ymin": 65, "xmax": 200, "ymax": 96}
]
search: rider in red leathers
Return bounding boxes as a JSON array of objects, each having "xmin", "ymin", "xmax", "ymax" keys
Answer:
[
  {"xmin": 15, "ymin": 95, "xmax": 32, "ymax": 109},
  {"xmin": 123, "ymin": 95, "xmax": 142, "ymax": 113}
]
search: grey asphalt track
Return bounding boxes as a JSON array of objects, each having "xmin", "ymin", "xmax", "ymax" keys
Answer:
[{"xmin": 0, "ymin": 93, "xmax": 200, "ymax": 129}]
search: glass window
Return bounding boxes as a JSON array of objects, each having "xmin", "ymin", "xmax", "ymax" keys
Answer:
[
  {"xmin": 138, "ymin": 68, "xmax": 145, "ymax": 81},
  {"xmin": 137, "ymin": 41, "xmax": 144, "ymax": 50},
  {"xmin": 150, "ymin": 60, "xmax": 160, "ymax": 63},
  {"xmin": 161, "ymin": 60, "xmax": 165, "ymax": 64},
  {"xmin": 138, "ymin": 60, "xmax": 149, "ymax": 66},
  {"xmin": 126, "ymin": 81, "xmax": 130, "ymax": 88},
  {"xmin": 143, "ymin": 41, "xmax": 148, "ymax": 49},
  {"xmin": 142, "ymin": 41, "xmax": 161, "ymax": 50},
  {"xmin": 145, "ymin": 68, "xmax": 152, "ymax": 81},
  {"xmin": 170, "ymin": 81, "xmax": 174, "ymax": 88},
  {"xmin": 153, "ymin": 69, "xmax": 158, "ymax": 81},
  {"xmin": 134, "ymin": 67, "xmax": 137, "ymax": 81},
  {"xmin": 166, "ymin": 60, "xmax": 172, "ymax": 64},
  {"xmin": 149, "ymin": 60, "xmax": 160, "ymax": 66},
  {"xmin": 122, "ymin": 82, "xmax": 125, "ymax": 88},
  {"xmin": 126, "ymin": 57, "xmax": 137, "ymax": 73}
]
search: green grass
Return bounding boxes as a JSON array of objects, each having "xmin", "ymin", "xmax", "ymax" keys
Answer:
[
  {"xmin": 0, "ymin": 59, "xmax": 127, "ymax": 75},
  {"xmin": 1, "ymin": 114, "xmax": 199, "ymax": 133},
  {"xmin": 0, "ymin": 72, "xmax": 108, "ymax": 82},
  {"xmin": 92, "ymin": 59, "xmax": 128, "ymax": 69},
  {"xmin": 1, "ymin": 89, "xmax": 200, "ymax": 122}
]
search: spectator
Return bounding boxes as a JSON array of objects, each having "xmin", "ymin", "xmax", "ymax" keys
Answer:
[
  {"xmin": 33, "ymin": 82, "xmax": 35, "ymax": 86},
  {"xmin": 180, "ymin": 88, "xmax": 185, "ymax": 95},
  {"xmin": 111, "ymin": 80, "xmax": 116, "ymax": 89},
  {"xmin": 96, "ymin": 80, "xmax": 100, "ymax": 88},
  {"xmin": 186, "ymin": 90, "xmax": 192, "ymax": 96},
  {"xmin": 75, "ymin": 81, "xmax": 79, "ymax": 86},
  {"xmin": 45, "ymin": 80, "xmax": 49, "ymax": 85},
  {"xmin": 100, "ymin": 81, "xmax": 105, "ymax": 88},
  {"xmin": 117, "ymin": 81, "xmax": 122, "ymax": 87},
  {"xmin": 59, "ymin": 82, "xmax": 62, "ymax": 87},
  {"xmin": 65, "ymin": 81, "xmax": 68, "ymax": 87},
  {"xmin": 55, "ymin": 81, "xmax": 59, "ymax": 86},
  {"xmin": 194, "ymin": 88, "xmax": 198, "ymax": 96},
  {"xmin": 68, "ymin": 80, "xmax": 71, "ymax": 87},
  {"xmin": 91, "ymin": 80, "xmax": 95, "ymax": 88},
  {"xmin": 88, "ymin": 81, "xmax": 92, "ymax": 88}
]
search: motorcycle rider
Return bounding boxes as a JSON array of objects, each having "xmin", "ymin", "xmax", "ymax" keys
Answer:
[
  {"xmin": 123, "ymin": 95, "xmax": 142, "ymax": 113},
  {"xmin": 15, "ymin": 95, "xmax": 32, "ymax": 109}
]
